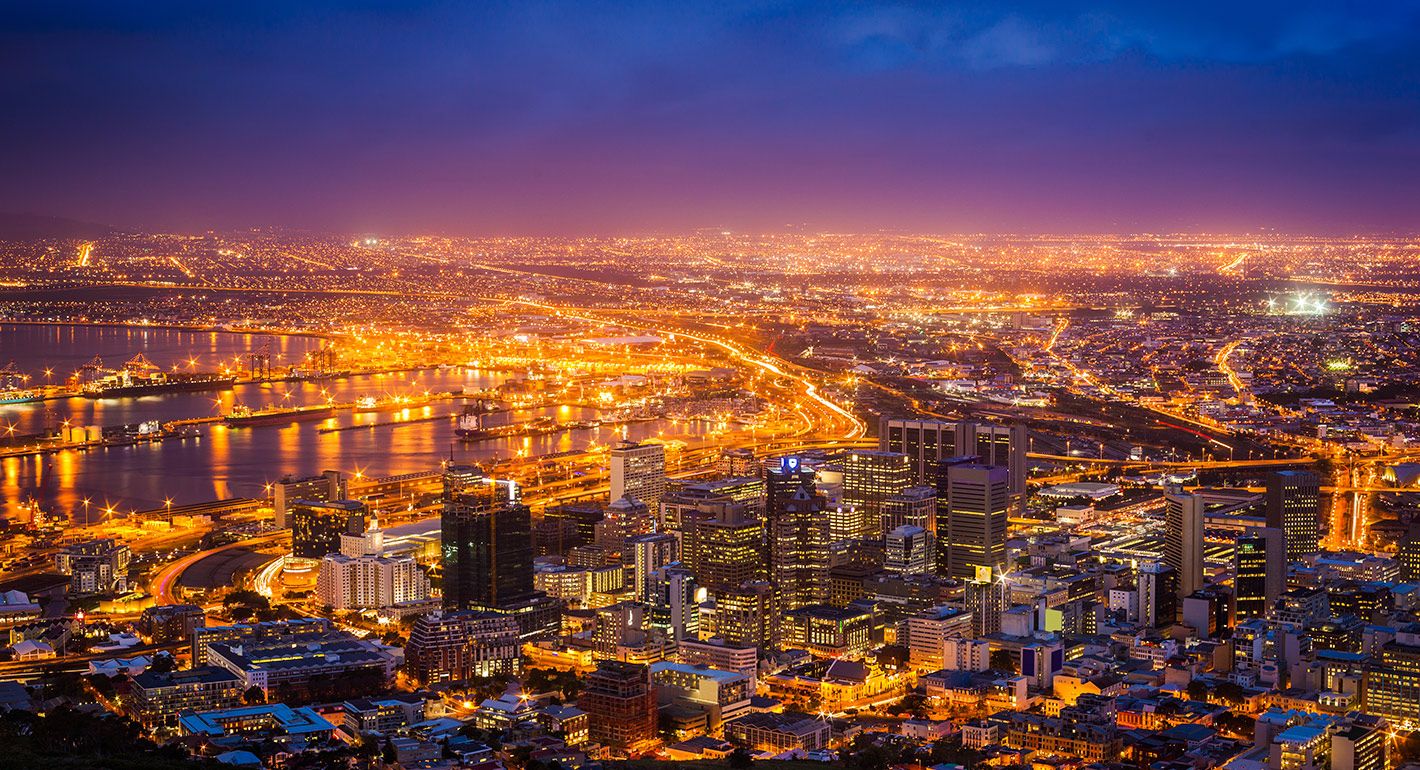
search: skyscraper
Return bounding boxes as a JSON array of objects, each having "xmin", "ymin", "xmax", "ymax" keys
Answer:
[
  {"xmin": 610, "ymin": 440, "xmax": 667, "ymax": 506},
  {"xmin": 1399, "ymin": 523, "xmax": 1420, "ymax": 583},
  {"xmin": 880, "ymin": 485, "xmax": 937, "ymax": 534},
  {"xmin": 272, "ymin": 470, "xmax": 345, "ymax": 528},
  {"xmin": 939, "ymin": 463, "xmax": 1010, "ymax": 580},
  {"xmin": 881, "ymin": 418, "xmax": 1027, "ymax": 495},
  {"xmin": 1138, "ymin": 562, "xmax": 1180, "ymax": 628},
  {"xmin": 440, "ymin": 466, "xmax": 535, "ymax": 610},
  {"xmin": 770, "ymin": 485, "xmax": 830, "ymax": 612},
  {"xmin": 765, "ymin": 456, "xmax": 816, "ymax": 519},
  {"xmin": 629, "ymin": 532, "xmax": 678, "ymax": 602},
  {"xmin": 1164, "ymin": 490, "xmax": 1205, "ymax": 597},
  {"xmin": 583, "ymin": 661, "xmax": 658, "ymax": 752},
  {"xmin": 880, "ymin": 418, "xmax": 971, "ymax": 483},
  {"xmin": 290, "ymin": 499, "xmax": 367, "ymax": 559},
  {"xmin": 965, "ymin": 567, "xmax": 1006, "ymax": 637},
  {"xmin": 971, "ymin": 422, "xmax": 1028, "ymax": 500},
  {"xmin": 885, "ymin": 524, "xmax": 934, "ymax": 575},
  {"xmin": 840, "ymin": 450, "xmax": 913, "ymax": 540},
  {"xmin": 1234, "ymin": 525, "xmax": 1285, "ymax": 623},
  {"xmin": 685, "ymin": 510, "xmax": 765, "ymax": 592},
  {"xmin": 1266, "ymin": 470, "xmax": 1321, "ymax": 560}
]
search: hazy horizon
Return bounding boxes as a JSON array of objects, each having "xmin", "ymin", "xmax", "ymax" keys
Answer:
[{"xmin": 5, "ymin": 2, "xmax": 1419, "ymax": 236}]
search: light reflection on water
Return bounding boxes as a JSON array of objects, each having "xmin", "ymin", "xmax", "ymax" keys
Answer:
[{"xmin": 0, "ymin": 325, "xmax": 706, "ymax": 519}]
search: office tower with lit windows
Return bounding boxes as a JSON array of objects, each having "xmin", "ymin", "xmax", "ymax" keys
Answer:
[
  {"xmin": 881, "ymin": 485, "xmax": 937, "ymax": 534},
  {"xmin": 971, "ymin": 422, "xmax": 1028, "ymax": 500},
  {"xmin": 1398, "ymin": 523, "xmax": 1420, "ymax": 583},
  {"xmin": 440, "ymin": 467, "xmax": 535, "ymax": 610},
  {"xmin": 629, "ymin": 532, "xmax": 678, "ymax": 602},
  {"xmin": 882, "ymin": 418, "xmax": 1027, "ymax": 495},
  {"xmin": 1234, "ymin": 525, "xmax": 1285, "ymax": 623},
  {"xmin": 938, "ymin": 463, "xmax": 1010, "ymax": 580},
  {"xmin": 1164, "ymin": 490, "xmax": 1205, "ymax": 597},
  {"xmin": 885, "ymin": 525, "xmax": 934, "ymax": 576},
  {"xmin": 610, "ymin": 440, "xmax": 667, "ymax": 506},
  {"xmin": 685, "ymin": 510, "xmax": 765, "ymax": 592},
  {"xmin": 840, "ymin": 450, "xmax": 912, "ymax": 539},
  {"xmin": 583, "ymin": 661, "xmax": 659, "ymax": 752},
  {"xmin": 1267, "ymin": 470, "xmax": 1321, "ymax": 560},
  {"xmin": 965, "ymin": 568, "xmax": 1005, "ymax": 637},
  {"xmin": 1138, "ymin": 562, "xmax": 1180, "ymax": 628},
  {"xmin": 881, "ymin": 418, "xmax": 972, "ymax": 483},
  {"xmin": 273, "ymin": 470, "xmax": 345, "ymax": 528},
  {"xmin": 291, "ymin": 499, "xmax": 367, "ymax": 559},
  {"xmin": 647, "ymin": 564, "xmax": 699, "ymax": 644},
  {"xmin": 766, "ymin": 457, "xmax": 817, "ymax": 515},
  {"xmin": 770, "ymin": 486, "xmax": 831, "ymax": 613},
  {"xmin": 711, "ymin": 582, "xmax": 775, "ymax": 648}
]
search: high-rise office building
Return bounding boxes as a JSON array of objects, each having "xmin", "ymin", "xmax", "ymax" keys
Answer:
[
  {"xmin": 291, "ymin": 499, "xmax": 367, "ymax": 559},
  {"xmin": 685, "ymin": 511, "xmax": 765, "ymax": 592},
  {"xmin": 840, "ymin": 450, "xmax": 913, "ymax": 540},
  {"xmin": 1266, "ymin": 470, "xmax": 1321, "ymax": 561},
  {"xmin": 440, "ymin": 466, "xmax": 535, "ymax": 610},
  {"xmin": 583, "ymin": 661, "xmax": 658, "ymax": 751},
  {"xmin": 766, "ymin": 457, "xmax": 816, "ymax": 517},
  {"xmin": 647, "ymin": 564, "xmax": 699, "ymax": 644},
  {"xmin": 1164, "ymin": 491, "xmax": 1205, "ymax": 597},
  {"xmin": 272, "ymin": 470, "xmax": 345, "ymax": 528},
  {"xmin": 885, "ymin": 525, "xmax": 934, "ymax": 576},
  {"xmin": 711, "ymin": 583, "xmax": 775, "ymax": 648},
  {"xmin": 881, "ymin": 418, "xmax": 1026, "ymax": 495},
  {"xmin": 610, "ymin": 440, "xmax": 667, "ymax": 506},
  {"xmin": 938, "ymin": 463, "xmax": 1010, "ymax": 580},
  {"xmin": 881, "ymin": 418, "xmax": 972, "ymax": 483},
  {"xmin": 1138, "ymin": 562, "xmax": 1180, "ymax": 628},
  {"xmin": 881, "ymin": 486, "xmax": 937, "ymax": 534},
  {"xmin": 965, "ymin": 568, "xmax": 1005, "ymax": 637},
  {"xmin": 770, "ymin": 485, "xmax": 830, "ymax": 612},
  {"xmin": 629, "ymin": 532, "xmax": 678, "ymax": 602},
  {"xmin": 971, "ymin": 423, "xmax": 1028, "ymax": 499},
  {"xmin": 1398, "ymin": 523, "xmax": 1420, "ymax": 583},
  {"xmin": 1234, "ymin": 525, "xmax": 1285, "ymax": 623}
]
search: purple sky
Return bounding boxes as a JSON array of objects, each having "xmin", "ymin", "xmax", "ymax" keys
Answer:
[{"xmin": 3, "ymin": 1, "xmax": 1418, "ymax": 235}]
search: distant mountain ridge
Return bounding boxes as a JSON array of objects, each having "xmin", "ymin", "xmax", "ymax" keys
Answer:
[{"xmin": 0, "ymin": 212, "xmax": 122, "ymax": 240}]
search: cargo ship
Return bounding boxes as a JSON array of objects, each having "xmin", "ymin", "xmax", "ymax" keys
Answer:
[
  {"xmin": 0, "ymin": 361, "xmax": 41, "ymax": 404},
  {"xmin": 0, "ymin": 389, "xmax": 41, "ymax": 405},
  {"xmin": 455, "ymin": 408, "xmax": 488, "ymax": 439},
  {"xmin": 354, "ymin": 393, "xmax": 441, "ymax": 413},
  {"xmin": 80, "ymin": 353, "xmax": 235, "ymax": 398},
  {"xmin": 224, "ymin": 402, "xmax": 337, "ymax": 427}
]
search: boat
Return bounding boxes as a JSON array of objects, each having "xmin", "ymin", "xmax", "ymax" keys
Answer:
[
  {"xmin": 83, "ymin": 373, "xmax": 237, "ymax": 398},
  {"xmin": 0, "ymin": 390, "xmax": 41, "ymax": 405},
  {"xmin": 224, "ymin": 402, "xmax": 336, "ymax": 427},
  {"xmin": 81, "ymin": 353, "xmax": 235, "ymax": 398},
  {"xmin": 455, "ymin": 409, "xmax": 488, "ymax": 439},
  {"xmin": 354, "ymin": 393, "xmax": 431, "ymax": 413}
]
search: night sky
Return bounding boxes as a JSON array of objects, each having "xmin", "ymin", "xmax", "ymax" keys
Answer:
[{"xmin": 3, "ymin": 1, "xmax": 1418, "ymax": 235}]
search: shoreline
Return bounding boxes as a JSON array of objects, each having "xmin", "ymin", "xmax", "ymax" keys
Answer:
[{"xmin": 0, "ymin": 318, "xmax": 338, "ymax": 341}]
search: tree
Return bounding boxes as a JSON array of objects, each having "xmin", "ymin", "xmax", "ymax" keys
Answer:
[
  {"xmin": 989, "ymin": 649, "xmax": 1018, "ymax": 674},
  {"xmin": 243, "ymin": 686, "xmax": 266, "ymax": 705},
  {"xmin": 729, "ymin": 747, "xmax": 754, "ymax": 768},
  {"xmin": 1214, "ymin": 681, "xmax": 1246, "ymax": 705},
  {"xmin": 1185, "ymin": 679, "xmax": 1210, "ymax": 702},
  {"xmin": 147, "ymin": 653, "xmax": 177, "ymax": 674}
]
